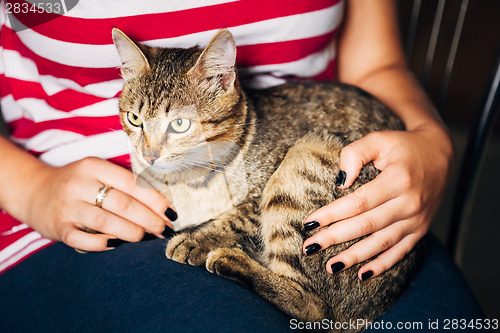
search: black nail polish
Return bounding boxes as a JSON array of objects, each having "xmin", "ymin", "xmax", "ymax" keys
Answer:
[
  {"xmin": 361, "ymin": 270, "xmax": 374, "ymax": 281},
  {"xmin": 335, "ymin": 170, "xmax": 346, "ymax": 187},
  {"xmin": 107, "ymin": 238, "xmax": 124, "ymax": 248},
  {"xmin": 162, "ymin": 226, "xmax": 175, "ymax": 238},
  {"xmin": 141, "ymin": 233, "xmax": 157, "ymax": 242},
  {"xmin": 331, "ymin": 261, "xmax": 345, "ymax": 274},
  {"xmin": 165, "ymin": 208, "xmax": 178, "ymax": 221},
  {"xmin": 305, "ymin": 243, "xmax": 322, "ymax": 256},
  {"xmin": 304, "ymin": 221, "xmax": 320, "ymax": 232}
]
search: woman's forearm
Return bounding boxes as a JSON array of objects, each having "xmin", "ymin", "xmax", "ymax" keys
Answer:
[
  {"xmin": 0, "ymin": 136, "xmax": 52, "ymax": 216},
  {"xmin": 338, "ymin": 0, "xmax": 453, "ymax": 156},
  {"xmin": 350, "ymin": 66, "xmax": 441, "ymax": 130}
]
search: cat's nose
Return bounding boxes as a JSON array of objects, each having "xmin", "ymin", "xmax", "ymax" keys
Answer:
[{"xmin": 142, "ymin": 153, "xmax": 159, "ymax": 165}]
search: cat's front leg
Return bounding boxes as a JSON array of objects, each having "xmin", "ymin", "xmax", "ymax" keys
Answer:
[{"xmin": 165, "ymin": 201, "xmax": 259, "ymax": 266}]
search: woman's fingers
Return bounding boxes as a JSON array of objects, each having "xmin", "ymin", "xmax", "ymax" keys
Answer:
[
  {"xmin": 60, "ymin": 224, "xmax": 122, "ymax": 252},
  {"xmin": 356, "ymin": 232, "xmax": 422, "ymax": 280},
  {"xmin": 76, "ymin": 203, "xmax": 146, "ymax": 243},
  {"xmin": 338, "ymin": 132, "xmax": 387, "ymax": 189},
  {"xmin": 303, "ymin": 197, "xmax": 406, "ymax": 252},
  {"xmin": 323, "ymin": 219, "xmax": 419, "ymax": 279},
  {"xmin": 99, "ymin": 187, "xmax": 169, "ymax": 237},
  {"xmin": 64, "ymin": 182, "xmax": 173, "ymax": 249},
  {"xmin": 304, "ymin": 165, "xmax": 400, "ymax": 228},
  {"xmin": 78, "ymin": 157, "xmax": 176, "ymax": 225}
]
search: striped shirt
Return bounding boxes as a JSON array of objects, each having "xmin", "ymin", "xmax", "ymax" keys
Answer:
[{"xmin": 0, "ymin": 0, "xmax": 345, "ymax": 274}]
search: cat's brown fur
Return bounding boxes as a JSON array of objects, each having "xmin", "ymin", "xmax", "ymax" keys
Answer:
[{"xmin": 113, "ymin": 28, "xmax": 422, "ymax": 332}]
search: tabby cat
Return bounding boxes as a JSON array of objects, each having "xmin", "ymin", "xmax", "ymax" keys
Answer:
[{"xmin": 113, "ymin": 28, "xmax": 421, "ymax": 331}]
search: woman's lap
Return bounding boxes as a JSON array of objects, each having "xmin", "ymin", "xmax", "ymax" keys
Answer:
[
  {"xmin": 0, "ymin": 239, "xmax": 293, "ymax": 333},
  {"xmin": 0, "ymin": 234, "xmax": 485, "ymax": 332}
]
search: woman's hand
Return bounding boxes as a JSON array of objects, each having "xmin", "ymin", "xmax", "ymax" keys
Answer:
[
  {"xmin": 303, "ymin": 123, "xmax": 453, "ymax": 280},
  {"xmin": 9, "ymin": 157, "xmax": 176, "ymax": 252}
]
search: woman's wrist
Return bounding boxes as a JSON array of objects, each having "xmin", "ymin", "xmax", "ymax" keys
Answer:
[
  {"xmin": 412, "ymin": 121, "xmax": 454, "ymax": 161},
  {"xmin": 407, "ymin": 121, "xmax": 456, "ymax": 189},
  {"xmin": 351, "ymin": 67, "xmax": 455, "ymax": 169}
]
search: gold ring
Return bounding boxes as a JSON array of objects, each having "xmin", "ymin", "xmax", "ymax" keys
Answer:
[{"xmin": 95, "ymin": 185, "xmax": 112, "ymax": 208}]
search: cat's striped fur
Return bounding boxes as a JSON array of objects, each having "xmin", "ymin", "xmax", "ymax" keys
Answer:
[{"xmin": 113, "ymin": 28, "xmax": 421, "ymax": 332}]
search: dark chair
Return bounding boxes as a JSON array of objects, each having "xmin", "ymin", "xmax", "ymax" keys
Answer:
[
  {"xmin": 403, "ymin": 0, "xmax": 500, "ymax": 265},
  {"xmin": 396, "ymin": 0, "xmax": 500, "ymax": 320}
]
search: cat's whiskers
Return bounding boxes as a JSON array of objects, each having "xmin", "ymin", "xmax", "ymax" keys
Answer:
[
  {"xmin": 182, "ymin": 160, "xmax": 225, "ymax": 173},
  {"xmin": 181, "ymin": 151, "xmax": 229, "ymax": 170},
  {"xmin": 193, "ymin": 160, "xmax": 229, "ymax": 171}
]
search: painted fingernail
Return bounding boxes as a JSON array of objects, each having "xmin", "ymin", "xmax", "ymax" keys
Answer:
[
  {"xmin": 107, "ymin": 238, "xmax": 124, "ymax": 248},
  {"xmin": 141, "ymin": 233, "xmax": 157, "ymax": 241},
  {"xmin": 162, "ymin": 226, "xmax": 175, "ymax": 238},
  {"xmin": 331, "ymin": 261, "xmax": 345, "ymax": 274},
  {"xmin": 165, "ymin": 208, "xmax": 178, "ymax": 221},
  {"xmin": 361, "ymin": 270, "xmax": 374, "ymax": 281},
  {"xmin": 304, "ymin": 221, "xmax": 320, "ymax": 231},
  {"xmin": 335, "ymin": 170, "xmax": 346, "ymax": 187},
  {"xmin": 305, "ymin": 243, "xmax": 322, "ymax": 256}
]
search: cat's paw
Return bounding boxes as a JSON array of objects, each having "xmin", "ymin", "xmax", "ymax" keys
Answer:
[
  {"xmin": 165, "ymin": 232, "xmax": 213, "ymax": 266},
  {"xmin": 206, "ymin": 247, "xmax": 255, "ymax": 284}
]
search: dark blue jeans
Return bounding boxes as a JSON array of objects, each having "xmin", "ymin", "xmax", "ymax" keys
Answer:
[{"xmin": 0, "ymin": 234, "xmax": 485, "ymax": 332}]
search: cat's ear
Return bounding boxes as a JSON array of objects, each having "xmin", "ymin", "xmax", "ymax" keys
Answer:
[
  {"xmin": 188, "ymin": 29, "xmax": 237, "ymax": 91},
  {"xmin": 112, "ymin": 28, "xmax": 150, "ymax": 80}
]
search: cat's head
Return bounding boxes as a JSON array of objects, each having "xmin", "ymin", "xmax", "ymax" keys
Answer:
[{"xmin": 113, "ymin": 28, "xmax": 248, "ymax": 181}]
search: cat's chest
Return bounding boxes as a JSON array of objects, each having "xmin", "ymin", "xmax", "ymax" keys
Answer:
[
  {"xmin": 132, "ymin": 151, "xmax": 250, "ymax": 231},
  {"xmin": 165, "ymin": 171, "xmax": 247, "ymax": 230},
  {"xmin": 153, "ymin": 158, "xmax": 249, "ymax": 231}
]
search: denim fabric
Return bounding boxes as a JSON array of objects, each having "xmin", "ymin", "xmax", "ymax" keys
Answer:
[
  {"xmin": 0, "ymin": 234, "xmax": 485, "ymax": 333},
  {"xmin": 369, "ymin": 235, "xmax": 486, "ymax": 332}
]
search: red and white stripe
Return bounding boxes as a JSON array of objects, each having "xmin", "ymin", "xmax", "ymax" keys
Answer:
[
  {"xmin": 0, "ymin": 0, "xmax": 344, "ymax": 274},
  {"xmin": 0, "ymin": 210, "xmax": 53, "ymax": 274}
]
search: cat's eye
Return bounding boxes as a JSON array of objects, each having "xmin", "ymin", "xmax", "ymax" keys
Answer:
[
  {"xmin": 169, "ymin": 118, "xmax": 191, "ymax": 133},
  {"xmin": 127, "ymin": 112, "xmax": 143, "ymax": 127}
]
